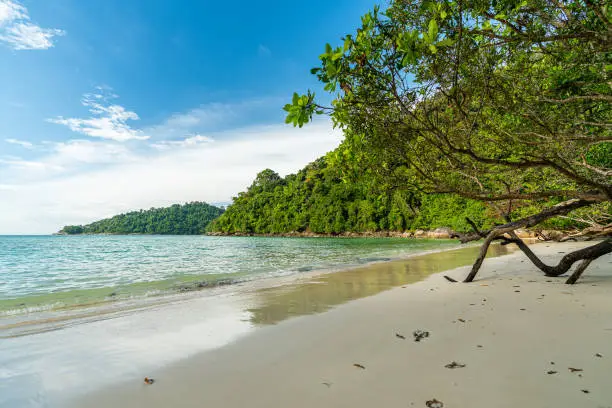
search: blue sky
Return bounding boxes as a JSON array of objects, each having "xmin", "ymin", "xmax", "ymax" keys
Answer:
[{"xmin": 0, "ymin": 0, "xmax": 375, "ymax": 234}]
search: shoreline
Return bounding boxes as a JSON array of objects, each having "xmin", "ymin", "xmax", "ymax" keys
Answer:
[
  {"xmin": 54, "ymin": 227, "xmax": 543, "ymax": 239},
  {"xmin": 1, "ymin": 242, "xmax": 517, "ymax": 406},
  {"xmin": 65, "ymin": 240, "xmax": 612, "ymax": 408},
  {"xmin": 0, "ymin": 238, "xmax": 472, "ymax": 329}
]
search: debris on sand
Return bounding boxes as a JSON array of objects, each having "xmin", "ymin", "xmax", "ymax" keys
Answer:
[
  {"xmin": 445, "ymin": 361, "xmax": 466, "ymax": 369},
  {"xmin": 396, "ymin": 333, "xmax": 406, "ymax": 340},
  {"xmin": 581, "ymin": 389, "xmax": 590, "ymax": 394},
  {"xmin": 595, "ymin": 353, "xmax": 603, "ymax": 358},
  {"xmin": 547, "ymin": 370, "xmax": 557, "ymax": 375},
  {"xmin": 425, "ymin": 398, "xmax": 444, "ymax": 408},
  {"xmin": 443, "ymin": 275, "xmax": 457, "ymax": 283},
  {"xmin": 569, "ymin": 367, "xmax": 583, "ymax": 373},
  {"xmin": 353, "ymin": 363, "xmax": 366, "ymax": 369},
  {"xmin": 144, "ymin": 377, "xmax": 155, "ymax": 385},
  {"xmin": 413, "ymin": 330, "xmax": 430, "ymax": 342}
]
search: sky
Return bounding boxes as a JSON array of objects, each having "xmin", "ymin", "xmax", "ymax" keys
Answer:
[{"xmin": 0, "ymin": 0, "xmax": 376, "ymax": 234}]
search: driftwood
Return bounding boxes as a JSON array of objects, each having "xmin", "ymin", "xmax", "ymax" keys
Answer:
[{"xmin": 451, "ymin": 199, "xmax": 612, "ymax": 284}]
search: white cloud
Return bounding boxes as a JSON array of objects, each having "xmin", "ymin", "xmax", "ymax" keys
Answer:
[
  {"xmin": 0, "ymin": 140, "xmax": 136, "ymax": 183},
  {"xmin": 0, "ymin": 157, "xmax": 47, "ymax": 169},
  {"xmin": 151, "ymin": 134, "xmax": 214, "ymax": 150},
  {"xmin": 145, "ymin": 97, "xmax": 282, "ymax": 141},
  {"xmin": 48, "ymin": 90, "xmax": 149, "ymax": 142},
  {"xmin": 50, "ymin": 139, "xmax": 135, "ymax": 165},
  {"xmin": 5, "ymin": 138, "xmax": 33, "ymax": 148},
  {"xmin": 0, "ymin": 0, "xmax": 64, "ymax": 50},
  {"xmin": 155, "ymin": 103, "xmax": 233, "ymax": 130},
  {"xmin": 146, "ymin": 103, "xmax": 237, "ymax": 139},
  {"xmin": 0, "ymin": 120, "xmax": 343, "ymax": 234}
]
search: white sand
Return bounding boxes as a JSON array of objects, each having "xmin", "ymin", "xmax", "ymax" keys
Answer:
[{"xmin": 68, "ymin": 241, "xmax": 612, "ymax": 408}]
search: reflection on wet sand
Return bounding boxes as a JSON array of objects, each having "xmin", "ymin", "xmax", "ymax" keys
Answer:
[{"xmin": 248, "ymin": 244, "xmax": 513, "ymax": 325}]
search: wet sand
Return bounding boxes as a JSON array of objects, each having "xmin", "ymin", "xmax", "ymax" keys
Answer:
[{"xmin": 66, "ymin": 241, "xmax": 612, "ymax": 408}]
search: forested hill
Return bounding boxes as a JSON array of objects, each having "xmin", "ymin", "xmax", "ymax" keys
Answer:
[
  {"xmin": 59, "ymin": 202, "xmax": 224, "ymax": 235},
  {"xmin": 207, "ymin": 153, "xmax": 498, "ymax": 235}
]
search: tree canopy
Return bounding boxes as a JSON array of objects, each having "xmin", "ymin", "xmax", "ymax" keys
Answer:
[
  {"xmin": 59, "ymin": 202, "xmax": 224, "ymax": 235},
  {"xmin": 285, "ymin": 0, "xmax": 611, "ymax": 283},
  {"xmin": 208, "ymin": 150, "xmax": 501, "ymax": 235}
]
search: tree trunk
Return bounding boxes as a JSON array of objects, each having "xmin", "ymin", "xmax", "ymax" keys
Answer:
[
  {"xmin": 508, "ymin": 233, "xmax": 611, "ymax": 283},
  {"xmin": 566, "ymin": 259, "xmax": 594, "ymax": 284},
  {"xmin": 459, "ymin": 198, "xmax": 608, "ymax": 283},
  {"xmin": 463, "ymin": 232, "xmax": 500, "ymax": 282}
]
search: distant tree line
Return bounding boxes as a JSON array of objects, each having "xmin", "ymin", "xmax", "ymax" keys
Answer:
[{"xmin": 59, "ymin": 202, "xmax": 224, "ymax": 235}]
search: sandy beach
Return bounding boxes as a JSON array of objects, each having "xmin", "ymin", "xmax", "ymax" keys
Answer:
[{"xmin": 64, "ymin": 241, "xmax": 612, "ymax": 408}]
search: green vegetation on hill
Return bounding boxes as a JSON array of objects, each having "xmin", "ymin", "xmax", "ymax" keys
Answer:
[
  {"xmin": 59, "ymin": 202, "xmax": 224, "ymax": 235},
  {"xmin": 208, "ymin": 150, "xmax": 497, "ymax": 235}
]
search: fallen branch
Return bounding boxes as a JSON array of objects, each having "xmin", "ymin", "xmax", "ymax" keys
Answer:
[
  {"xmin": 505, "ymin": 232, "xmax": 611, "ymax": 282},
  {"xmin": 460, "ymin": 198, "xmax": 606, "ymax": 282}
]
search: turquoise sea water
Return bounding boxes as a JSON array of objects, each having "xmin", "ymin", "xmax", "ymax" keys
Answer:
[{"xmin": 0, "ymin": 235, "xmax": 460, "ymax": 316}]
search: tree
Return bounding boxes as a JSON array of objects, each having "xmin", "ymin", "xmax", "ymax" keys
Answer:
[
  {"xmin": 249, "ymin": 169, "xmax": 284, "ymax": 193},
  {"xmin": 285, "ymin": 0, "xmax": 611, "ymax": 283}
]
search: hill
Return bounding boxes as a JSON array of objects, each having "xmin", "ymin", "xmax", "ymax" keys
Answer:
[
  {"xmin": 59, "ymin": 202, "xmax": 224, "ymax": 235},
  {"xmin": 207, "ymin": 152, "xmax": 498, "ymax": 235}
]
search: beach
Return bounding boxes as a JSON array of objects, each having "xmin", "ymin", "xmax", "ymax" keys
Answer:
[{"xmin": 62, "ymin": 241, "xmax": 612, "ymax": 408}]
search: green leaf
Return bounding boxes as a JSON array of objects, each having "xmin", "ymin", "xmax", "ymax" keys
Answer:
[
  {"xmin": 344, "ymin": 36, "xmax": 353, "ymax": 51},
  {"xmin": 428, "ymin": 19, "xmax": 438, "ymax": 41},
  {"xmin": 436, "ymin": 37, "xmax": 454, "ymax": 47},
  {"xmin": 332, "ymin": 50, "xmax": 344, "ymax": 61},
  {"xmin": 326, "ymin": 63, "xmax": 337, "ymax": 77}
]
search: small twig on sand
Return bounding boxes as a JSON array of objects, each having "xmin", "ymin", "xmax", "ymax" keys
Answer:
[
  {"xmin": 426, "ymin": 398, "xmax": 444, "ymax": 408},
  {"xmin": 413, "ymin": 330, "xmax": 430, "ymax": 342},
  {"xmin": 445, "ymin": 361, "xmax": 466, "ymax": 369}
]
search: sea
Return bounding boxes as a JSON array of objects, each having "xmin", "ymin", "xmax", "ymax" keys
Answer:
[
  {"xmin": 0, "ymin": 235, "xmax": 511, "ymax": 407},
  {"xmin": 0, "ymin": 235, "xmax": 463, "ymax": 319}
]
